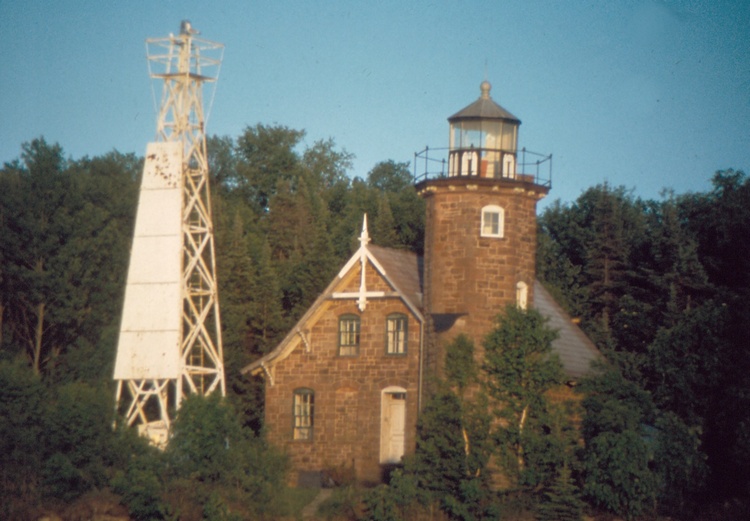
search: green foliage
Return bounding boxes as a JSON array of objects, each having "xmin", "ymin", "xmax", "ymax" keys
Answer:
[
  {"xmin": 110, "ymin": 431, "xmax": 168, "ymax": 521},
  {"xmin": 520, "ymin": 401, "xmax": 581, "ymax": 490},
  {"xmin": 579, "ymin": 369, "xmax": 657, "ymax": 519},
  {"xmin": 167, "ymin": 393, "xmax": 243, "ymax": 482},
  {"xmin": 42, "ymin": 381, "xmax": 115, "ymax": 500},
  {"xmin": 317, "ymin": 485, "xmax": 363, "ymax": 520},
  {"xmin": 653, "ymin": 412, "xmax": 708, "ymax": 516},
  {"xmin": 0, "ymin": 360, "xmax": 45, "ymax": 516},
  {"xmin": 406, "ymin": 387, "xmax": 495, "ymax": 521},
  {"xmin": 482, "ymin": 305, "xmax": 563, "ymax": 485},
  {"xmin": 444, "ymin": 333, "xmax": 476, "ymax": 394},
  {"xmin": 202, "ymin": 492, "xmax": 243, "ymax": 521},
  {"xmin": 536, "ymin": 466, "xmax": 585, "ymax": 521},
  {"xmin": 582, "ymin": 430, "xmax": 657, "ymax": 520},
  {"xmin": 482, "ymin": 306, "xmax": 562, "ymax": 409},
  {"xmin": 361, "ymin": 471, "xmax": 420, "ymax": 521},
  {"xmin": 539, "ymin": 174, "xmax": 750, "ymax": 510},
  {"xmin": 166, "ymin": 394, "xmax": 287, "ymax": 516},
  {"xmin": 410, "ymin": 390, "xmax": 467, "ymax": 497},
  {"xmin": 646, "ymin": 301, "xmax": 728, "ymax": 427},
  {"xmin": 0, "ymin": 140, "xmax": 138, "ymax": 378}
]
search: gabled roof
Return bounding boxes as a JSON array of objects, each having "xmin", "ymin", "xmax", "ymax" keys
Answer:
[
  {"xmin": 368, "ymin": 244, "xmax": 423, "ymax": 312},
  {"xmin": 533, "ymin": 280, "xmax": 601, "ymax": 379},
  {"xmin": 241, "ymin": 220, "xmax": 424, "ymax": 379}
]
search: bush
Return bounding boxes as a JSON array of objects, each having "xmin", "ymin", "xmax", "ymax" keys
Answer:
[
  {"xmin": 165, "ymin": 394, "xmax": 287, "ymax": 517},
  {"xmin": 111, "ymin": 460, "xmax": 166, "ymax": 521},
  {"xmin": 42, "ymin": 381, "xmax": 114, "ymax": 500},
  {"xmin": 361, "ymin": 470, "xmax": 419, "ymax": 521}
]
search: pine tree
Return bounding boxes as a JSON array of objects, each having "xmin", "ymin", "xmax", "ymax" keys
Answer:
[
  {"xmin": 372, "ymin": 193, "xmax": 399, "ymax": 247},
  {"xmin": 536, "ymin": 465, "xmax": 585, "ymax": 521}
]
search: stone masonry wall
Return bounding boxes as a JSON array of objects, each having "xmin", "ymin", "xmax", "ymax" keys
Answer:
[
  {"xmin": 420, "ymin": 179, "xmax": 545, "ymax": 378},
  {"xmin": 263, "ymin": 262, "xmax": 422, "ymax": 485}
]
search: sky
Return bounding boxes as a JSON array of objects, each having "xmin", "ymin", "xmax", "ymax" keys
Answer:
[{"xmin": 1, "ymin": 0, "xmax": 748, "ymax": 209}]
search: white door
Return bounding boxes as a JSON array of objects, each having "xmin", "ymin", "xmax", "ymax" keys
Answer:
[{"xmin": 381, "ymin": 390, "xmax": 406, "ymax": 464}]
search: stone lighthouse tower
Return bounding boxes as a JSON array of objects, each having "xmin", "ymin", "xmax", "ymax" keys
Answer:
[{"xmin": 415, "ymin": 81, "xmax": 551, "ymax": 375}]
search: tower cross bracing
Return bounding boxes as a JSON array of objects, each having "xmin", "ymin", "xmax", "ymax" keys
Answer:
[{"xmin": 114, "ymin": 22, "xmax": 225, "ymax": 445}]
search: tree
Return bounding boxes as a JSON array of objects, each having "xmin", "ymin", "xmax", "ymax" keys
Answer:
[
  {"xmin": 372, "ymin": 193, "xmax": 399, "ymax": 247},
  {"xmin": 400, "ymin": 333, "xmax": 495, "ymax": 521},
  {"xmin": 367, "ymin": 160, "xmax": 425, "ymax": 252},
  {"xmin": 0, "ymin": 142, "xmax": 139, "ymax": 379},
  {"xmin": 235, "ymin": 123, "xmax": 306, "ymax": 213},
  {"xmin": 481, "ymin": 305, "xmax": 563, "ymax": 484},
  {"xmin": 536, "ymin": 465, "xmax": 585, "ymax": 521},
  {"xmin": 407, "ymin": 388, "xmax": 496, "ymax": 521},
  {"xmin": 367, "ymin": 160, "xmax": 412, "ymax": 193},
  {"xmin": 303, "ymin": 137, "xmax": 354, "ymax": 190},
  {"xmin": 579, "ymin": 368, "xmax": 657, "ymax": 520},
  {"xmin": 1, "ymin": 139, "xmax": 73, "ymax": 374},
  {"xmin": 0, "ymin": 360, "xmax": 45, "ymax": 517},
  {"xmin": 645, "ymin": 301, "xmax": 727, "ymax": 428}
]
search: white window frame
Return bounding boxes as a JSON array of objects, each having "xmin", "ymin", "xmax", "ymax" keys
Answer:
[{"xmin": 481, "ymin": 205, "xmax": 505, "ymax": 238}]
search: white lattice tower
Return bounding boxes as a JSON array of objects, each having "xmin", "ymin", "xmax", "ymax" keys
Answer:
[{"xmin": 114, "ymin": 21, "xmax": 225, "ymax": 446}]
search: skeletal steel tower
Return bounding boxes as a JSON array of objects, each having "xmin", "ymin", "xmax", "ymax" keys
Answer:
[{"xmin": 114, "ymin": 21, "xmax": 225, "ymax": 446}]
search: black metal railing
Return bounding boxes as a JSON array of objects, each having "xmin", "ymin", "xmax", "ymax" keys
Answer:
[{"xmin": 413, "ymin": 146, "xmax": 552, "ymax": 188}]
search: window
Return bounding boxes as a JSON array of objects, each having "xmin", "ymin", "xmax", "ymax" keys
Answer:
[
  {"xmin": 338, "ymin": 315, "xmax": 360, "ymax": 356},
  {"xmin": 386, "ymin": 314, "xmax": 408, "ymax": 355},
  {"xmin": 293, "ymin": 388, "xmax": 314, "ymax": 440},
  {"xmin": 481, "ymin": 205, "xmax": 504, "ymax": 238}
]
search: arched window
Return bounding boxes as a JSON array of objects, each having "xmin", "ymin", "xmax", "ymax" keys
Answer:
[
  {"xmin": 481, "ymin": 205, "xmax": 504, "ymax": 238},
  {"xmin": 385, "ymin": 313, "xmax": 408, "ymax": 355},
  {"xmin": 516, "ymin": 281, "xmax": 528, "ymax": 310},
  {"xmin": 293, "ymin": 388, "xmax": 314, "ymax": 440},
  {"xmin": 338, "ymin": 314, "xmax": 360, "ymax": 356}
]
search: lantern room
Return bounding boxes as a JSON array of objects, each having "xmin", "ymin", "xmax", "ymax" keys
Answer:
[{"xmin": 448, "ymin": 81, "xmax": 520, "ymax": 179}]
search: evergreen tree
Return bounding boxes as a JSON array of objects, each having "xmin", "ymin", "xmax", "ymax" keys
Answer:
[
  {"xmin": 372, "ymin": 192, "xmax": 399, "ymax": 247},
  {"xmin": 536, "ymin": 465, "xmax": 585, "ymax": 521}
]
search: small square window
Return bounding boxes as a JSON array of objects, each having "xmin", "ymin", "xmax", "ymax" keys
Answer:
[
  {"xmin": 481, "ymin": 205, "xmax": 504, "ymax": 238},
  {"xmin": 386, "ymin": 314, "xmax": 408, "ymax": 355},
  {"xmin": 338, "ymin": 315, "xmax": 360, "ymax": 356}
]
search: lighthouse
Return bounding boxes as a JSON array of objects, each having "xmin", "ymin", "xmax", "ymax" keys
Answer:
[{"xmin": 416, "ymin": 81, "xmax": 552, "ymax": 375}]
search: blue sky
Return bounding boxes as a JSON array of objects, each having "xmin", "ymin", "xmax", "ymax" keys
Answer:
[{"xmin": 1, "ymin": 1, "xmax": 748, "ymax": 208}]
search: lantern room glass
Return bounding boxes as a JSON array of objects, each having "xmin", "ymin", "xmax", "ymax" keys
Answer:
[
  {"xmin": 449, "ymin": 119, "xmax": 518, "ymax": 178},
  {"xmin": 450, "ymin": 119, "xmax": 518, "ymax": 153}
]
